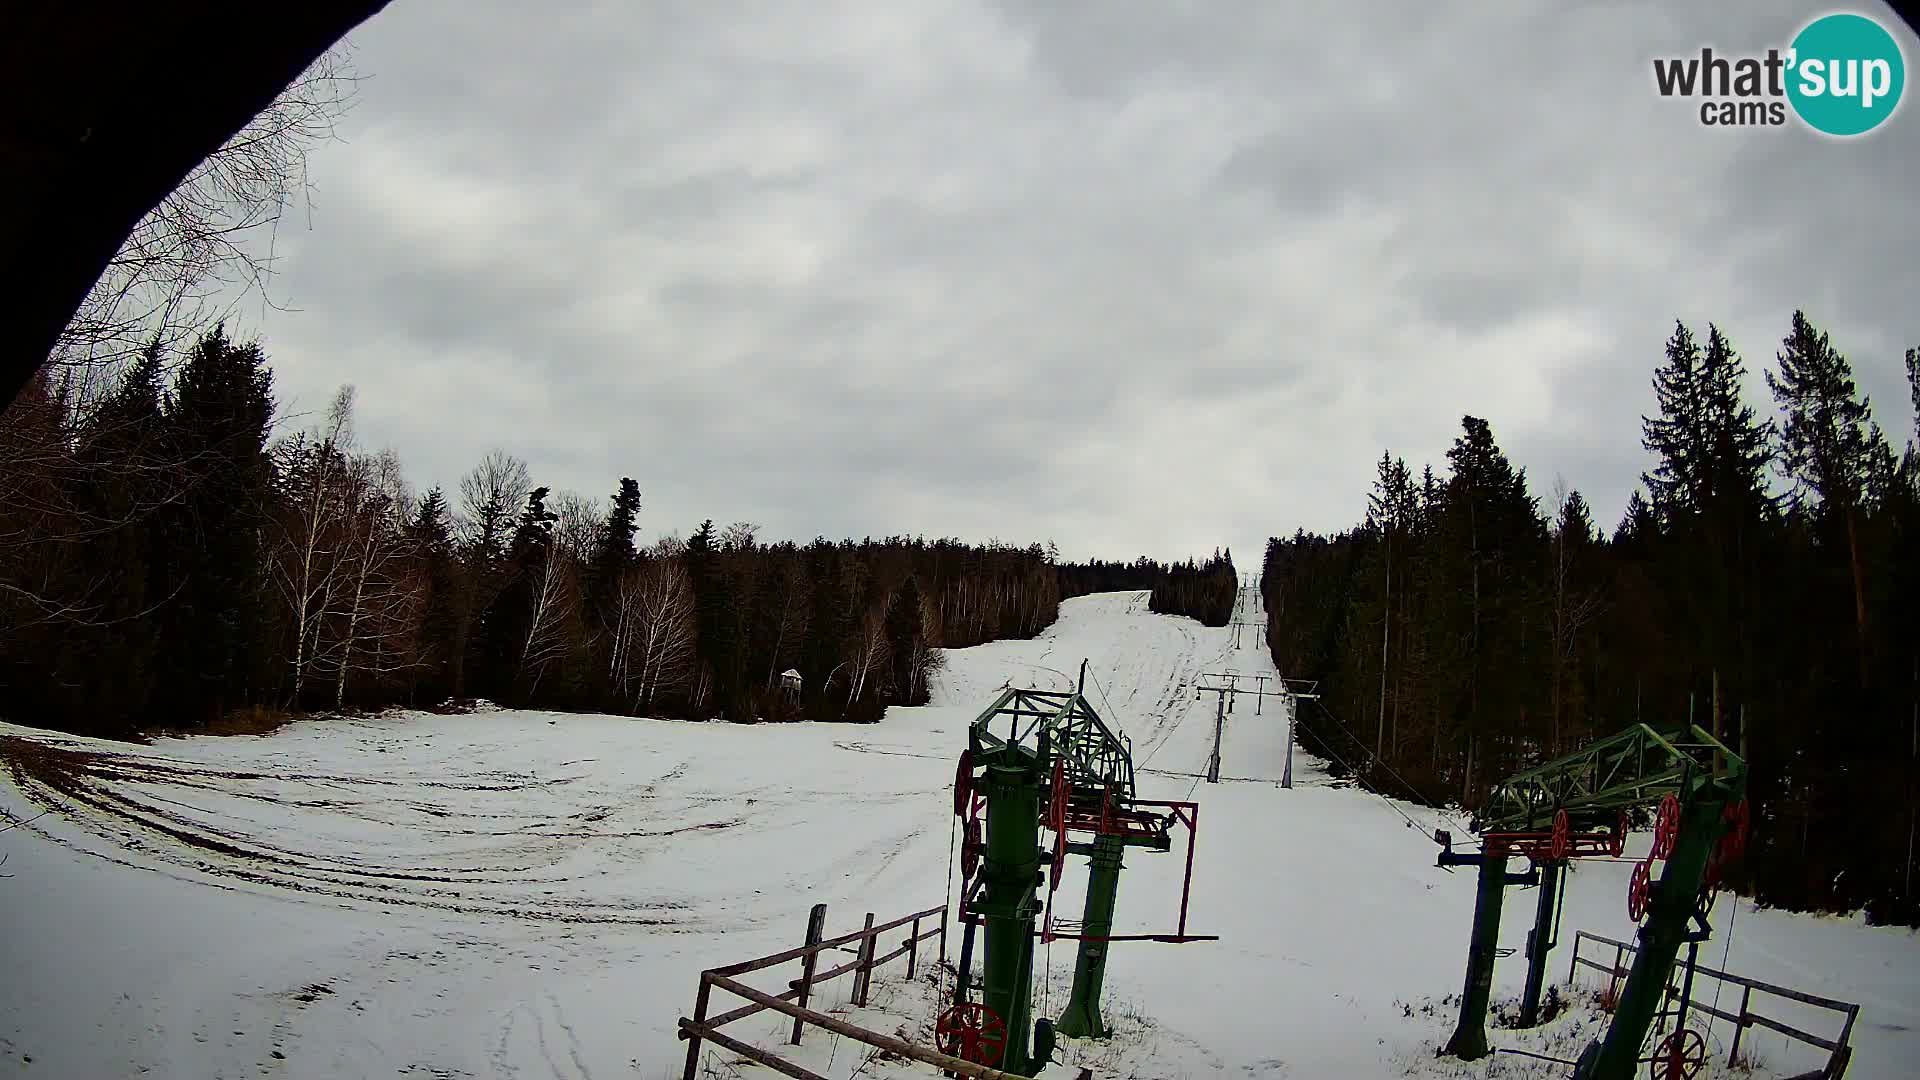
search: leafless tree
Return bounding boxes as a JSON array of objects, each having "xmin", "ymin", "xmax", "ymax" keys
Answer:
[
  {"xmin": 549, "ymin": 491, "xmax": 605, "ymax": 564},
  {"xmin": 517, "ymin": 527, "xmax": 581, "ymax": 697},
  {"xmin": 846, "ymin": 608, "xmax": 891, "ymax": 708},
  {"xmin": 49, "ymin": 49, "xmax": 362, "ymax": 401},
  {"xmin": 325, "ymin": 449, "xmax": 420, "ymax": 707},
  {"xmin": 626, "ymin": 554, "xmax": 697, "ymax": 712},
  {"xmin": 268, "ymin": 385, "xmax": 355, "ymax": 705},
  {"xmin": 458, "ymin": 449, "xmax": 532, "ymax": 564},
  {"xmin": 721, "ymin": 521, "xmax": 760, "ymax": 553}
]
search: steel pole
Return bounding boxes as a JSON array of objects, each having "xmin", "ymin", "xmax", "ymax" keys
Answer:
[
  {"xmin": 1444, "ymin": 846, "xmax": 1510, "ymax": 1060},
  {"xmin": 1518, "ymin": 860, "xmax": 1563, "ymax": 1027},
  {"xmin": 979, "ymin": 762, "xmax": 1042, "ymax": 1075},
  {"xmin": 1208, "ymin": 692, "xmax": 1224, "ymax": 783},
  {"xmin": 1281, "ymin": 694, "xmax": 1295, "ymax": 789},
  {"xmin": 1054, "ymin": 833, "xmax": 1125, "ymax": 1038}
]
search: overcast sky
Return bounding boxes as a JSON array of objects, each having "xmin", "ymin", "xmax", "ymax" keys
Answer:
[{"xmin": 240, "ymin": 1, "xmax": 1920, "ymax": 567}]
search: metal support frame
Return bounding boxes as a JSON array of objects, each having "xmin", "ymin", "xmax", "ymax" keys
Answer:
[
  {"xmin": 959, "ymin": 666, "xmax": 1216, "ymax": 1069},
  {"xmin": 1193, "ymin": 671, "xmax": 1300, "ymax": 784},
  {"xmin": 1576, "ymin": 788, "xmax": 1740, "ymax": 1080},
  {"xmin": 1054, "ymin": 831, "xmax": 1124, "ymax": 1037},
  {"xmin": 1439, "ymin": 843, "xmax": 1538, "ymax": 1058},
  {"xmin": 974, "ymin": 760, "xmax": 1044, "ymax": 1075},
  {"xmin": 1519, "ymin": 860, "xmax": 1564, "ymax": 1028},
  {"xmin": 1479, "ymin": 723, "xmax": 1739, "ymax": 833},
  {"xmin": 1434, "ymin": 722, "xmax": 1745, "ymax": 1080}
]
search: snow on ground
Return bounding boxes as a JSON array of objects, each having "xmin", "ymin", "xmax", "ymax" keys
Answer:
[{"xmin": 1, "ymin": 590, "xmax": 1915, "ymax": 1079}]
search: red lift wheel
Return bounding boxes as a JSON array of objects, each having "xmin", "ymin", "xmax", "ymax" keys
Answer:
[
  {"xmin": 961, "ymin": 817, "xmax": 983, "ymax": 879},
  {"xmin": 1550, "ymin": 808, "xmax": 1571, "ymax": 861},
  {"xmin": 953, "ymin": 749, "xmax": 974, "ymax": 818},
  {"xmin": 1611, "ymin": 810, "xmax": 1629, "ymax": 858},
  {"xmin": 1700, "ymin": 843, "xmax": 1725, "ymax": 913},
  {"xmin": 936, "ymin": 1002, "xmax": 1007, "ymax": 1066},
  {"xmin": 1628, "ymin": 859, "xmax": 1653, "ymax": 923},
  {"xmin": 1722, "ymin": 798, "xmax": 1751, "ymax": 862},
  {"xmin": 1651, "ymin": 1027, "xmax": 1706, "ymax": 1080},
  {"xmin": 1652, "ymin": 794, "xmax": 1681, "ymax": 860}
]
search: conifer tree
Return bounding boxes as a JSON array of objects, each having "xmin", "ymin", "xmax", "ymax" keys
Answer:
[
  {"xmin": 885, "ymin": 576, "xmax": 926, "ymax": 704},
  {"xmin": 1642, "ymin": 321, "xmax": 1709, "ymax": 520},
  {"xmin": 152, "ymin": 326, "xmax": 275, "ymax": 723},
  {"xmin": 408, "ymin": 487, "xmax": 459, "ymax": 702},
  {"xmin": 1768, "ymin": 311, "xmax": 1882, "ymax": 674}
]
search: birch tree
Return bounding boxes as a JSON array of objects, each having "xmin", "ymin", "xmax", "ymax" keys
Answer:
[
  {"xmin": 268, "ymin": 385, "xmax": 354, "ymax": 705},
  {"xmin": 326, "ymin": 449, "xmax": 419, "ymax": 707}
]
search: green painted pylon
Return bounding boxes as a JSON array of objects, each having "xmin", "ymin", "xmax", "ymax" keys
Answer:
[
  {"xmin": 1518, "ymin": 859, "xmax": 1563, "ymax": 1027},
  {"xmin": 1576, "ymin": 795, "xmax": 1728, "ymax": 1080},
  {"xmin": 1443, "ymin": 847, "xmax": 1510, "ymax": 1060},
  {"xmin": 977, "ymin": 761, "xmax": 1044, "ymax": 1075},
  {"xmin": 1054, "ymin": 832, "xmax": 1125, "ymax": 1038}
]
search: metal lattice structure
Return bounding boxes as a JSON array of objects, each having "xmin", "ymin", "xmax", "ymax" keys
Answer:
[
  {"xmin": 969, "ymin": 686, "xmax": 1136, "ymax": 799},
  {"xmin": 1477, "ymin": 723, "xmax": 1747, "ymax": 834}
]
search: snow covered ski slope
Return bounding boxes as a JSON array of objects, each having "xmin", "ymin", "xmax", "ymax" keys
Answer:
[{"xmin": 1, "ymin": 591, "xmax": 1915, "ymax": 1078}]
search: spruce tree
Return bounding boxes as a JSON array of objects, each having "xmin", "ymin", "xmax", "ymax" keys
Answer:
[
  {"xmin": 1768, "ymin": 311, "xmax": 1880, "ymax": 672},
  {"xmin": 408, "ymin": 487, "xmax": 460, "ymax": 702},
  {"xmin": 475, "ymin": 487, "xmax": 554, "ymax": 702},
  {"xmin": 67, "ymin": 344, "xmax": 170, "ymax": 723},
  {"xmin": 1614, "ymin": 489, "xmax": 1657, "ymax": 546},
  {"xmin": 885, "ymin": 577, "xmax": 925, "ymax": 703},
  {"xmin": 152, "ymin": 326, "xmax": 275, "ymax": 723},
  {"xmin": 588, "ymin": 477, "xmax": 641, "ymax": 619},
  {"xmin": 1699, "ymin": 325, "xmax": 1776, "ymax": 517},
  {"xmin": 685, "ymin": 519, "xmax": 740, "ymax": 718},
  {"xmin": 1641, "ymin": 321, "xmax": 1709, "ymax": 520}
]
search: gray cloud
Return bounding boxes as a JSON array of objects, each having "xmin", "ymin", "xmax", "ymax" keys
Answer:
[{"xmin": 243, "ymin": 0, "xmax": 1920, "ymax": 566}]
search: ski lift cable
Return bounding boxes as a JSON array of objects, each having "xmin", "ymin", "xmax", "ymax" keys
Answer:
[
  {"xmin": 1288, "ymin": 714, "xmax": 1430, "ymax": 835},
  {"xmin": 1308, "ymin": 697, "xmax": 1475, "ymax": 838},
  {"xmin": 1708, "ymin": 888, "xmax": 1742, "ymax": 1023}
]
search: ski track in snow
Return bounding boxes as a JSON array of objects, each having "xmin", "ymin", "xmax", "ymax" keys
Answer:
[{"xmin": 1, "ymin": 591, "xmax": 1917, "ymax": 1079}]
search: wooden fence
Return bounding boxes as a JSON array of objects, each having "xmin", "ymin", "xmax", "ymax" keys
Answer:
[
  {"xmin": 677, "ymin": 901, "xmax": 1025, "ymax": 1080},
  {"xmin": 1568, "ymin": 930, "xmax": 1859, "ymax": 1079}
]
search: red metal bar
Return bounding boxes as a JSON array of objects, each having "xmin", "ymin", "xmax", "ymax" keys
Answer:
[{"xmin": 1480, "ymin": 829, "xmax": 1620, "ymax": 861}]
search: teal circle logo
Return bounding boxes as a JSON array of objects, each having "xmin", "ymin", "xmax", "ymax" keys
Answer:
[{"xmin": 1787, "ymin": 13, "xmax": 1905, "ymax": 136}]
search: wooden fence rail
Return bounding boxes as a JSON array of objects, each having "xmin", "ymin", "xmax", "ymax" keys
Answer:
[
  {"xmin": 678, "ymin": 901, "xmax": 956, "ymax": 1080},
  {"xmin": 1567, "ymin": 930, "xmax": 1859, "ymax": 1079}
]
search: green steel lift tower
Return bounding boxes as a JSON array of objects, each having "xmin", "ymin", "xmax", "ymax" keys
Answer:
[
  {"xmin": 944, "ymin": 665, "xmax": 1212, "ymax": 1075},
  {"xmin": 1434, "ymin": 722, "xmax": 1749, "ymax": 1080}
]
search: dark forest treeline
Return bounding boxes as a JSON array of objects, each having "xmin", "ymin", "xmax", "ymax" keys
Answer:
[
  {"xmin": 1056, "ymin": 556, "xmax": 1166, "ymax": 599},
  {"xmin": 1149, "ymin": 549, "xmax": 1238, "ymax": 626},
  {"xmin": 0, "ymin": 331, "xmax": 1194, "ymax": 735},
  {"xmin": 1261, "ymin": 311, "xmax": 1920, "ymax": 924}
]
